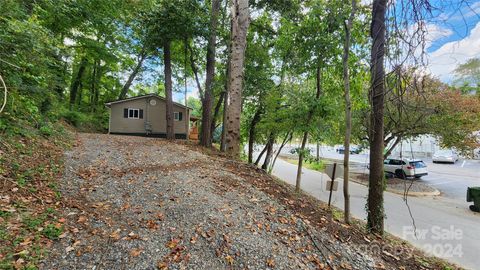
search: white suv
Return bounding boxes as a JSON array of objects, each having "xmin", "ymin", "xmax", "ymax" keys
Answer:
[{"xmin": 383, "ymin": 158, "xmax": 428, "ymax": 179}]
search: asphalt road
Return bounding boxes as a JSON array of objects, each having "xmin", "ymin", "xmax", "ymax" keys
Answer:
[
  {"xmin": 421, "ymin": 160, "xmax": 480, "ymax": 200},
  {"xmin": 264, "ymin": 145, "xmax": 480, "ymax": 269},
  {"xmin": 306, "ymin": 146, "xmax": 480, "ymax": 203},
  {"xmin": 270, "ymin": 157, "xmax": 480, "ymax": 269}
]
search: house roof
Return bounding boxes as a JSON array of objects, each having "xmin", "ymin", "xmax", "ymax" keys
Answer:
[{"xmin": 105, "ymin": 94, "xmax": 192, "ymax": 110}]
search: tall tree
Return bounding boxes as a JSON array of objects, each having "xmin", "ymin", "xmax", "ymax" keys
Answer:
[
  {"xmin": 295, "ymin": 66, "xmax": 322, "ymax": 192},
  {"xmin": 225, "ymin": 0, "xmax": 250, "ymax": 157},
  {"xmin": 367, "ymin": 0, "xmax": 387, "ymax": 234},
  {"xmin": 69, "ymin": 57, "xmax": 88, "ymax": 108},
  {"xmin": 342, "ymin": 0, "xmax": 356, "ymax": 225},
  {"xmin": 201, "ymin": 0, "xmax": 221, "ymax": 147},
  {"xmin": 118, "ymin": 47, "xmax": 147, "ymax": 100},
  {"xmin": 164, "ymin": 41, "xmax": 175, "ymax": 140}
]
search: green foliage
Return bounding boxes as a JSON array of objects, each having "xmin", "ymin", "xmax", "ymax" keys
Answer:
[
  {"xmin": 454, "ymin": 58, "xmax": 480, "ymax": 93},
  {"xmin": 42, "ymin": 224, "xmax": 63, "ymax": 240}
]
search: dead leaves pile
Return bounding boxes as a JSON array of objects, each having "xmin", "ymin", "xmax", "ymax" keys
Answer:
[{"xmin": 0, "ymin": 129, "xmax": 74, "ymax": 269}]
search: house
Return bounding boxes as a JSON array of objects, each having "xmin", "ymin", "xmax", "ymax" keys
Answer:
[{"xmin": 105, "ymin": 94, "xmax": 193, "ymax": 139}]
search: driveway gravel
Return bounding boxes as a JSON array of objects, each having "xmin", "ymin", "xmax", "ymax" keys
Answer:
[{"xmin": 39, "ymin": 134, "xmax": 420, "ymax": 269}]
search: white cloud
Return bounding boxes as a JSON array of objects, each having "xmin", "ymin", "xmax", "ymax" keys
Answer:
[
  {"xmin": 424, "ymin": 23, "xmax": 453, "ymax": 49},
  {"xmin": 427, "ymin": 22, "xmax": 480, "ymax": 82}
]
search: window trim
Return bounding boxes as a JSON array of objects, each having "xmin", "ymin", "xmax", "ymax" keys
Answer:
[
  {"xmin": 174, "ymin": 112, "xmax": 182, "ymax": 121},
  {"xmin": 128, "ymin": 108, "xmax": 140, "ymax": 119}
]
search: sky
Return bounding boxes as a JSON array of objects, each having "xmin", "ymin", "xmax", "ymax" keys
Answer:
[{"xmin": 423, "ymin": 1, "xmax": 480, "ymax": 83}]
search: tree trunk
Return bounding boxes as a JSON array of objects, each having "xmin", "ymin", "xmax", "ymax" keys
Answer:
[
  {"xmin": 164, "ymin": 41, "xmax": 175, "ymax": 140},
  {"xmin": 118, "ymin": 49, "xmax": 147, "ymax": 100},
  {"xmin": 295, "ymin": 66, "xmax": 322, "ymax": 192},
  {"xmin": 90, "ymin": 60, "xmax": 98, "ymax": 112},
  {"xmin": 188, "ymin": 45, "xmax": 204, "ymax": 99},
  {"xmin": 210, "ymin": 91, "xmax": 225, "ymax": 140},
  {"xmin": 220, "ymin": 88, "xmax": 228, "ymax": 151},
  {"xmin": 254, "ymin": 143, "xmax": 267, "ymax": 166},
  {"xmin": 295, "ymin": 132, "xmax": 308, "ymax": 193},
  {"xmin": 269, "ymin": 131, "xmax": 292, "ymax": 173},
  {"xmin": 261, "ymin": 133, "xmax": 275, "ymax": 171},
  {"xmin": 221, "ymin": 7, "xmax": 233, "ymax": 152},
  {"xmin": 200, "ymin": 0, "xmax": 221, "ymax": 147},
  {"xmin": 316, "ymin": 142, "xmax": 320, "ymax": 161},
  {"xmin": 225, "ymin": 0, "xmax": 250, "ymax": 157},
  {"xmin": 384, "ymin": 136, "xmax": 401, "ymax": 159},
  {"xmin": 247, "ymin": 107, "xmax": 262, "ymax": 163},
  {"xmin": 343, "ymin": 0, "xmax": 357, "ymax": 225},
  {"xmin": 69, "ymin": 57, "xmax": 88, "ymax": 108},
  {"xmin": 367, "ymin": 0, "xmax": 387, "ymax": 235}
]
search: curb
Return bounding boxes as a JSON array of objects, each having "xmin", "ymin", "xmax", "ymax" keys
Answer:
[{"xmin": 349, "ymin": 178, "xmax": 441, "ymax": 197}]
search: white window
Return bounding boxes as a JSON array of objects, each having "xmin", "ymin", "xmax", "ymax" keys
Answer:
[
  {"xmin": 128, "ymin": 108, "xmax": 139, "ymax": 119},
  {"xmin": 174, "ymin": 112, "xmax": 183, "ymax": 121}
]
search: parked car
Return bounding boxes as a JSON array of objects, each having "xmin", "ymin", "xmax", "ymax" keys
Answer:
[
  {"xmin": 383, "ymin": 158, "xmax": 428, "ymax": 179},
  {"xmin": 337, "ymin": 145, "xmax": 362, "ymax": 154},
  {"xmin": 432, "ymin": 149, "xmax": 459, "ymax": 164}
]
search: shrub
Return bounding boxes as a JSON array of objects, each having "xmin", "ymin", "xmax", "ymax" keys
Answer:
[
  {"xmin": 61, "ymin": 110, "xmax": 87, "ymax": 127},
  {"xmin": 39, "ymin": 123, "xmax": 53, "ymax": 137}
]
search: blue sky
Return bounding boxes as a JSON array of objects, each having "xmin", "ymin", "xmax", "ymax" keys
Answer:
[{"xmin": 421, "ymin": 0, "xmax": 480, "ymax": 82}]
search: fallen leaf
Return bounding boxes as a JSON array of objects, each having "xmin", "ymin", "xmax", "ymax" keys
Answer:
[
  {"xmin": 225, "ymin": 255, "xmax": 234, "ymax": 265},
  {"xmin": 110, "ymin": 229, "xmax": 121, "ymax": 240},
  {"xmin": 266, "ymin": 258, "xmax": 275, "ymax": 267},
  {"xmin": 166, "ymin": 238, "xmax": 180, "ymax": 249},
  {"xmin": 77, "ymin": 216, "xmax": 87, "ymax": 224},
  {"xmin": 130, "ymin": 248, "xmax": 142, "ymax": 257},
  {"xmin": 157, "ymin": 261, "xmax": 168, "ymax": 270}
]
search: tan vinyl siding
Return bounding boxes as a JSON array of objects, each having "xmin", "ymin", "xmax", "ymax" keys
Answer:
[{"xmin": 109, "ymin": 96, "xmax": 188, "ymax": 135}]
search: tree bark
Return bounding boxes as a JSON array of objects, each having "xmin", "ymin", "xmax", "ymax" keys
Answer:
[
  {"xmin": 90, "ymin": 60, "xmax": 98, "ymax": 112},
  {"xmin": 69, "ymin": 57, "xmax": 88, "ymax": 108},
  {"xmin": 254, "ymin": 143, "xmax": 267, "ymax": 166},
  {"xmin": 118, "ymin": 49, "xmax": 147, "ymax": 100},
  {"xmin": 220, "ymin": 87, "xmax": 228, "ymax": 151},
  {"xmin": 164, "ymin": 41, "xmax": 175, "ymax": 140},
  {"xmin": 221, "ymin": 6, "xmax": 233, "ymax": 152},
  {"xmin": 247, "ymin": 107, "xmax": 262, "ymax": 163},
  {"xmin": 295, "ymin": 132, "xmax": 309, "ymax": 193},
  {"xmin": 367, "ymin": 0, "xmax": 387, "ymax": 234},
  {"xmin": 225, "ymin": 0, "xmax": 250, "ymax": 157},
  {"xmin": 201, "ymin": 0, "xmax": 221, "ymax": 147},
  {"xmin": 295, "ymin": 66, "xmax": 322, "ymax": 192},
  {"xmin": 261, "ymin": 133, "xmax": 275, "ymax": 171},
  {"xmin": 343, "ymin": 0, "xmax": 357, "ymax": 225},
  {"xmin": 210, "ymin": 91, "xmax": 225, "ymax": 140}
]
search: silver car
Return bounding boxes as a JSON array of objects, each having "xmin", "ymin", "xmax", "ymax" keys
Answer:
[
  {"xmin": 383, "ymin": 158, "xmax": 428, "ymax": 179},
  {"xmin": 432, "ymin": 149, "xmax": 459, "ymax": 164}
]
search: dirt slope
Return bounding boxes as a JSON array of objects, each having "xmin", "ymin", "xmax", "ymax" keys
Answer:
[{"xmin": 40, "ymin": 133, "xmax": 457, "ymax": 270}]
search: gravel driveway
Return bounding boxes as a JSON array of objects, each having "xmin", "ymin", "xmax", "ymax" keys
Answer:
[{"xmin": 40, "ymin": 133, "xmax": 378, "ymax": 270}]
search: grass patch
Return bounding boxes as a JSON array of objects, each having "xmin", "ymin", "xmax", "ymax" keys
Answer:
[
  {"xmin": 283, "ymin": 158, "xmax": 327, "ymax": 172},
  {"xmin": 0, "ymin": 121, "xmax": 73, "ymax": 269}
]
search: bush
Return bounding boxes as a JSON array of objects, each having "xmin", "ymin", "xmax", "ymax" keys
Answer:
[
  {"xmin": 39, "ymin": 123, "xmax": 54, "ymax": 136},
  {"xmin": 61, "ymin": 110, "xmax": 87, "ymax": 127}
]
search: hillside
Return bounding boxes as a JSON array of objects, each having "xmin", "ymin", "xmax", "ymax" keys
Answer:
[{"xmin": 32, "ymin": 134, "xmax": 457, "ymax": 270}]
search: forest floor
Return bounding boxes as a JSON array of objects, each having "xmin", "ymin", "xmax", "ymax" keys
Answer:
[{"xmin": 38, "ymin": 133, "xmax": 458, "ymax": 270}]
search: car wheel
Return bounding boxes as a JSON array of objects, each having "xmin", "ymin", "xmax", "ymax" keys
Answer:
[{"xmin": 395, "ymin": 169, "xmax": 406, "ymax": 179}]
